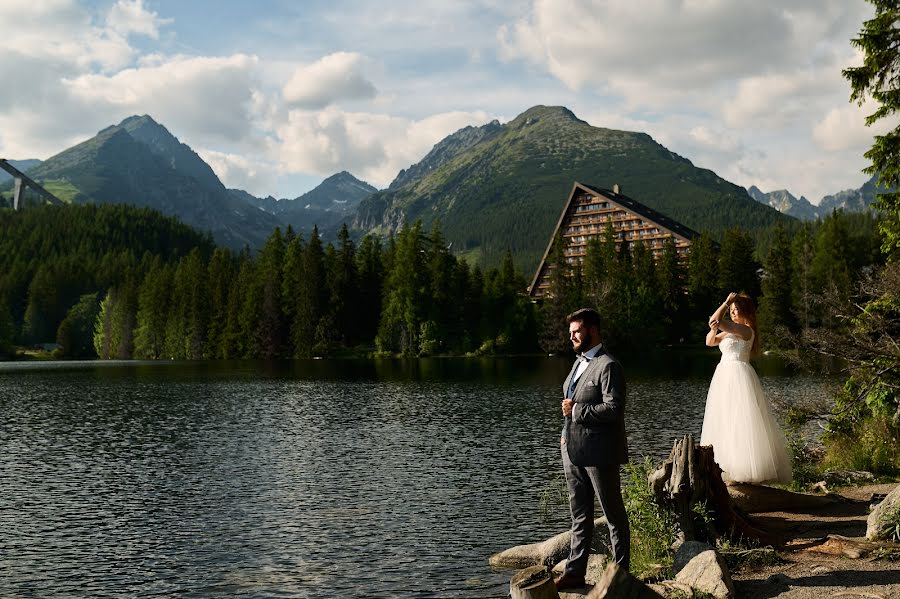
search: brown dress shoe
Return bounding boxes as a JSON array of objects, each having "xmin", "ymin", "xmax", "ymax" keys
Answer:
[{"xmin": 554, "ymin": 572, "xmax": 586, "ymax": 590}]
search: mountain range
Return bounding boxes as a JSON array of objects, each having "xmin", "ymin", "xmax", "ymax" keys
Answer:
[
  {"xmin": 352, "ymin": 105, "xmax": 790, "ymax": 268},
  {"xmin": 233, "ymin": 171, "xmax": 376, "ymax": 236},
  {"xmin": 748, "ymin": 175, "xmax": 881, "ymax": 220},
  {"xmin": 0, "ymin": 106, "xmax": 881, "ymax": 269}
]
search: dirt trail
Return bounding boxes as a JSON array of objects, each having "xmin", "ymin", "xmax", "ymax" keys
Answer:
[{"xmin": 733, "ymin": 483, "xmax": 900, "ymax": 599}]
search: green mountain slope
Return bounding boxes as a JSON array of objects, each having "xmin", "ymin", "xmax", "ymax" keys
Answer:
[
  {"xmin": 353, "ymin": 105, "xmax": 792, "ymax": 271},
  {"xmin": 21, "ymin": 116, "xmax": 282, "ymax": 250}
]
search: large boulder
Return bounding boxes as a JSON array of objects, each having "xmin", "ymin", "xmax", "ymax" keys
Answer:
[
  {"xmin": 672, "ymin": 541, "xmax": 715, "ymax": 575},
  {"xmin": 490, "ymin": 517, "xmax": 608, "ymax": 568},
  {"xmin": 674, "ymin": 547, "xmax": 735, "ymax": 598},
  {"xmin": 866, "ymin": 483, "xmax": 900, "ymax": 541}
]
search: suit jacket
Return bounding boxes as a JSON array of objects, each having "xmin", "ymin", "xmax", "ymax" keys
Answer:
[{"xmin": 562, "ymin": 346, "xmax": 628, "ymax": 467}]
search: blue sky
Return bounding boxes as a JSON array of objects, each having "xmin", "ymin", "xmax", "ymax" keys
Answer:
[{"xmin": 0, "ymin": 0, "xmax": 886, "ymax": 202}]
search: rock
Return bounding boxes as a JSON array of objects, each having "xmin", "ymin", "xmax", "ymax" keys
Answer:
[
  {"xmin": 648, "ymin": 580, "xmax": 695, "ymax": 597},
  {"xmin": 552, "ymin": 554, "xmax": 608, "ymax": 585},
  {"xmin": 867, "ymin": 483, "xmax": 900, "ymax": 541},
  {"xmin": 490, "ymin": 517, "xmax": 608, "ymax": 568},
  {"xmin": 821, "ymin": 469, "xmax": 876, "ymax": 486},
  {"xmin": 674, "ymin": 548, "xmax": 735, "ymax": 598},
  {"xmin": 811, "ymin": 565, "xmax": 831, "ymax": 575},
  {"xmin": 585, "ymin": 562, "xmax": 665, "ymax": 598},
  {"xmin": 672, "ymin": 540, "xmax": 714, "ymax": 575}
]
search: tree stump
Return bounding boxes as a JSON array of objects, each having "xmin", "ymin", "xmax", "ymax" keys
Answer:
[
  {"xmin": 510, "ymin": 565, "xmax": 560, "ymax": 599},
  {"xmin": 649, "ymin": 434, "xmax": 778, "ymax": 545},
  {"xmin": 585, "ymin": 563, "xmax": 664, "ymax": 598}
]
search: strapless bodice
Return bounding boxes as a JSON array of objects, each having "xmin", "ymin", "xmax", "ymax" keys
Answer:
[{"xmin": 719, "ymin": 333, "xmax": 752, "ymax": 363}]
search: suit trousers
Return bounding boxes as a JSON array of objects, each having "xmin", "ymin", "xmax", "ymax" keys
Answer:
[{"xmin": 561, "ymin": 441, "xmax": 631, "ymax": 574}]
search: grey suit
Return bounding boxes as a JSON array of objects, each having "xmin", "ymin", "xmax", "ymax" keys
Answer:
[{"xmin": 561, "ymin": 346, "xmax": 630, "ymax": 574}]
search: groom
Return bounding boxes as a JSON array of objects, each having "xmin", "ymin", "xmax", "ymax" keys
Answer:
[{"xmin": 555, "ymin": 308, "xmax": 630, "ymax": 590}]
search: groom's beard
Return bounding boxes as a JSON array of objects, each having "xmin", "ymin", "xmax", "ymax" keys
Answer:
[{"xmin": 573, "ymin": 332, "xmax": 592, "ymax": 354}]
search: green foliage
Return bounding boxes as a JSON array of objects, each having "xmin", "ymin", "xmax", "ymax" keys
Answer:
[
  {"xmin": 621, "ymin": 458, "xmax": 679, "ymax": 579},
  {"xmin": 56, "ymin": 293, "xmax": 100, "ymax": 358},
  {"xmin": 758, "ymin": 225, "xmax": 795, "ymax": 344},
  {"xmin": 843, "ymin": 0, "xmax": 900, "ymax": 259},
  {"xmin": 881, "ymin": 503, "xmax": 900, "ymax": 543},
  {"xmin": 823, "ymin": 414, "xmax": 900, "ymax": 476}
]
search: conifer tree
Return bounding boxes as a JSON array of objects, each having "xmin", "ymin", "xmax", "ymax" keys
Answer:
[
  {"xmin": 327, "ymin": 224, "xmax": 359, "ymax": 347},
  {"xmin": 539, "ymin": 231, "xmax": 576, "ymax": 354},
  {"xmin": 0, "ymin": 302, "xmax": 14, "ymax": 358},
  {"xmin": 356, "ymin": 234, "xmax": 383, "ymax": 345},
  {"xmin": 843, "ymin": 0, "xmax": 900, "ymax": 258},
  {"xmin": 377, "ymin": 222, "xmax": 427, "ymax": 355},
  {"xmin": 256, "ymin": 228, "xmax": 286, "ymax": 358},
  {"xmin": 423, "ymin": 222, "xmax": 456, "ymax": 353},
  {"xmin": 758, "ymin": 224, "xmax": 796, "ymax": 345},
  {"xmin": 93, "ymin": 289, "xmax": 115, "ymax": 359},
  {"xmin": 181, "ymin": 248, "xmax": 209, "ymax": 359},
  {"xmin": 133, "ymin": 260, "xmax": 172, "ymax": 359},
  {"xmin": 293, "ymin": 226, "xmax": 327, "ymax": 357},
  {"xmin": 717, "ymin": 227, "xmax": 760, "ymax": 298},
  {"xmin": 687, "ymin": 233, "xmax": 720, "ymax": 336},
  {"xmin": 57, "ymin": 293, "xmax": 101, "ymax": 358},
  {"xmin": 281, "ymin": 233, "xmax": 305, "ymax": 346},
  {"xmin": 205, "ymin": 248, "xmax": 234, "ymax": 359},
  {"xmin": 791, "ymin": 224, "xmax": 816, "ymax": 329}
]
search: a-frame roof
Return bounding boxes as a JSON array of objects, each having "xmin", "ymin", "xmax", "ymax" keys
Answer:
[{"xmin": 528, "ymin": 182, "xmax": 701, "ymax": 295}]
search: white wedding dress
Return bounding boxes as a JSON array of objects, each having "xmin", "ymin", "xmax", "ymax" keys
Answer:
[{"xmin": 700, "ymin": 332, "xmax": 792, "ymax": 484}]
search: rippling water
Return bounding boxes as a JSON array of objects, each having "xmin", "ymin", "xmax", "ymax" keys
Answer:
[{"xmin": 0, "ymin": 355, "xmax": 837, "ymax": 598}]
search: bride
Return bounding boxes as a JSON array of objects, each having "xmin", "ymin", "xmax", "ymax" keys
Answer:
[{"xmin": 700, "ymin": 292, "xmax": 792, "ymax": 484}]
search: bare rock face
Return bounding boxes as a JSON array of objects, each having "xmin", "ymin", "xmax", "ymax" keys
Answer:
[
  {"xmin": 674, "ymin": 548, "xmax": 735, "ymax": 598},
  {"xmin": 866, "ymin": 483, "xmax": 900, "ymax": 541},
  {"xmin": 489, "ymin": 517, "xmax": 608, "ymax": 569}
]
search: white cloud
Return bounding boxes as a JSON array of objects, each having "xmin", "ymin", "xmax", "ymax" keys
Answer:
[
  {"xmin": 107, "ymin": 0, "xmax": 172, "ymax": 39},
  {"xmin": 63, "ymin": 54, "xmax": 260, "ymax": 143},
  {"xmin": 282, "ymin": 52, "xmax": 377, "ymax": 109},
  {"xmin": 813, "ymin": 99, "xmax": 890, "ymax": 152},
  {"xmin": 0, "ymin": 0, "xmax": 134, "ymax": 71},
  {"xmin": 273, "ymin": 108, "xmax": 493, "ymax": 187},
  {"xmin": 198, "ymin": 149, "xmax": 277, "ymax": 196}
]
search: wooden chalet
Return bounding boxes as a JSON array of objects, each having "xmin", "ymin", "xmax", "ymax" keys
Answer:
[{"xmin": 528, "ymin": 182, "xmax": 700, "ymax": 299}]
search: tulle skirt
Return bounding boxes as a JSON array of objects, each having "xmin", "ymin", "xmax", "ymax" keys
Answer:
[{"xmin": 700, "ymin": 360, "xmax": 792, "ymax": 484}]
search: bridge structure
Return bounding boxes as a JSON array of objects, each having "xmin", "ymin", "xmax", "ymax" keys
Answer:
[{"xmin": 0, "ymin": 159, "xmax": 64, "ymax": 210}]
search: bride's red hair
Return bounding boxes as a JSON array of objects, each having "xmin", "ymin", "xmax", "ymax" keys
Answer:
[{"xmin": 732, "ymin": 294, "xmax": 759, "ymax": 356}]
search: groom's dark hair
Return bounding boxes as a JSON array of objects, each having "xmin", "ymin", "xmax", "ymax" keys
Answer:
[{"xmin": 566, "ymin": 308, "xmax": 601, "ymax": 333}]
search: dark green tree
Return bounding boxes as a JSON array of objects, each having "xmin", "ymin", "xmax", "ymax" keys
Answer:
[
  {"xmin": 717, "ymin": 227, "xmax": 760, "ymax": 298},
  {"xmin": 843, "ymin": 0, "xmax": 900, "ymax": 258},
  {"xmin": 57, "ymin": 293, "xmax": 101, "ymax": 358},
  {"xmin": 377, "ymin": 222, "xmax": 427, "ymax": 355},
  {"xmin": 133, "ymin": 260, "xmax": 172, "ymax": 359},
  {"xmin": 356, "ymin": 234, "xmax": 383, "ymax": 344},
  {"xmin": 293, "ymin": 226, "xmax": 327, "ymax": 357},
  {"xmin": 256, "ymin": 228, "xmax": 286, "ymax": 358},
  {"xmin": 757, "ymin": 225, "xmax": 796, "ymax": 345}
]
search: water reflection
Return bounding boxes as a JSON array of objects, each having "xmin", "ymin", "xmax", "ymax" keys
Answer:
[{"xmin": 0, "ymin": 354, "xmax": 836, "ymax": 598}]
